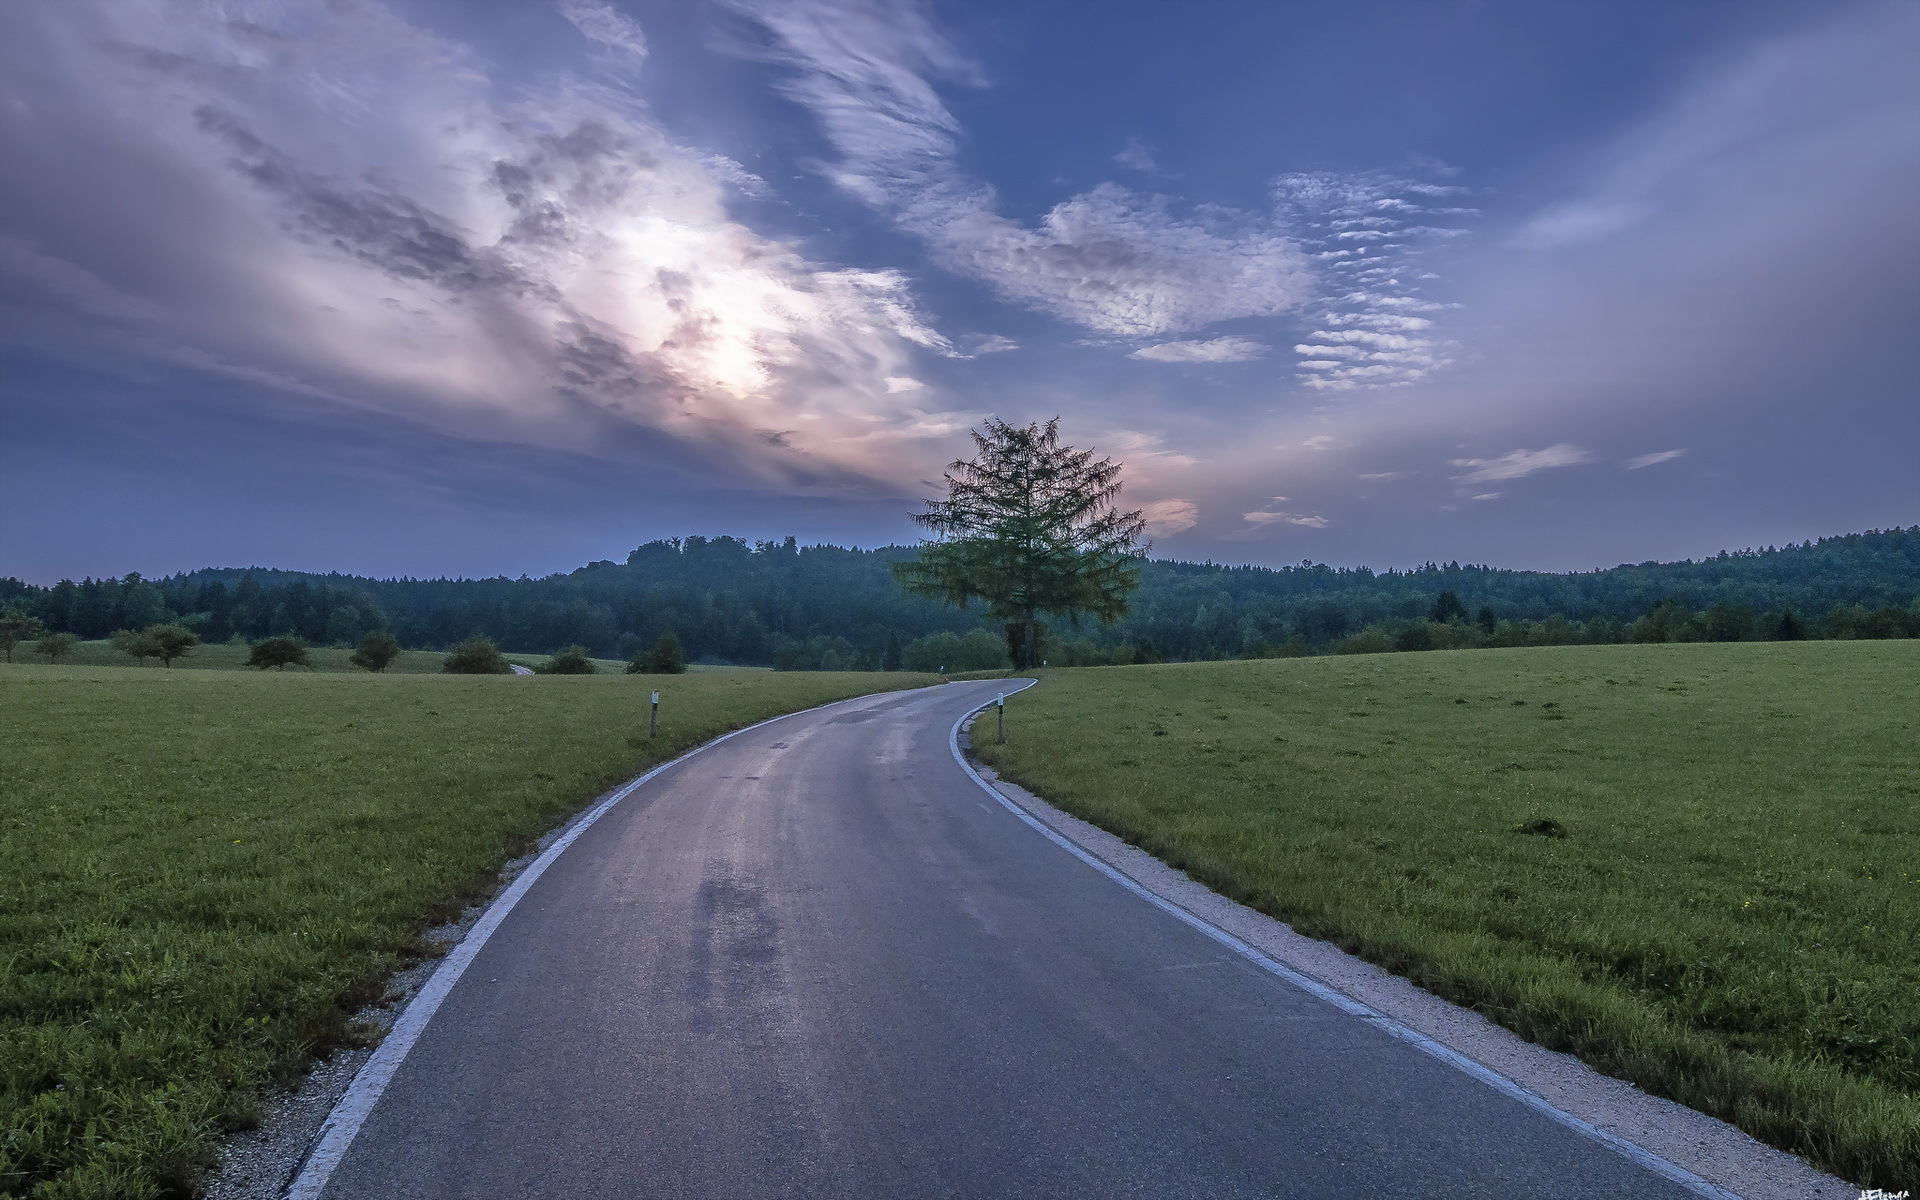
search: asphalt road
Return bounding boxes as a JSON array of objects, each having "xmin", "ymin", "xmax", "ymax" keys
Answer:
[{"xmin": 315, "ymin": 679, "xmax": 1706, "ymax": 1199}]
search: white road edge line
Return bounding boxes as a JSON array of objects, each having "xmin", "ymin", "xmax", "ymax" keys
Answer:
[
  {"xmin": 950, "ymin": 684, "xmax": 1744, "ymax": 1200},
  {"xmin": 284, "ymin": 684, "xmax": 932, "ymax": 1200}
]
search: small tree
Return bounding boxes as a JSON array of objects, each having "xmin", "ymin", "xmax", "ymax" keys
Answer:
[
  {"xmin": 442, "ymin": 636, "xmax": 510, "ymax": 674},
  {"xmin": 35, "ymin": 632, "xmax": 78, "ymax": 664},
  {"xmin": 537, "ymin": 644, "xmax": 598, "ymax": 674},
  {"xmin": 112, "ymin": 624, "xmax": 199, "ymax": 667},
  {"xmin": 0, "ymin": 606, "xmax": 46, "ymax": 662},
  {"xmin": 349, "ymin": 631, "xmax": 401, "ymax": 672},
  {"xmin": 248, "ymin": 635, "xmax": 310, "ymax": 671},
  {"xmin": 648, "ymin": 632, "xmax": 686, "ymax": 674},
  {"xmin": 143, "ymin": 624, "xmax": 200, "ymax": 667},
  {"xmin": 893, "ymin": 418, "xmax": 1146, "ymax": 669},
  {"xmin": 1476, "ymin": 606, "xmax": 1497, "ymax": 635},
  {"xmin": 110, "ymin": 628, "xmax": 149, "ymax": 664}
]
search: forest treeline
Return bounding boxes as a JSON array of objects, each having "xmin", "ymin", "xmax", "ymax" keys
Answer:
[{"xmin": 4, "ymin": 527, "xmax": 1918, "ymax": 669}]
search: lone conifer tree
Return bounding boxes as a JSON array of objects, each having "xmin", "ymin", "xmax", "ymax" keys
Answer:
[{"xmin": 893, "ymin": 418, "xmax": 1146, "ymax": 668}]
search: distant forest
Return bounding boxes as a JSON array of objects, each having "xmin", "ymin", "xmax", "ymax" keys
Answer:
[{"xmin": 5, "ymin": 527, "xmax": 1918, "ymax": 669}]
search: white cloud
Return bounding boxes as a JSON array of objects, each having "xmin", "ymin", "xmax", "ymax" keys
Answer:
[
  {"xmin": 700, "ymin": 155, "xmax": 773, "ymax": 198},
  {"xmin": 0, "ymin": 0, "xmax": 968, "ymax": 490},
  {"xmin": 883, "ymin": 375, "xmax": 925, "ymax": 392},
  {"xmin": 1112, "ymin": 138, "xmax": 1158, "ymax": 172},
  {"xmin": 1273, "ymin": 170, "xmax": 1471, "ymax": 389},
  {"xmin": 1471, "ymin": 492, "xmax": 1503, "ymax": 501},
  {"xmin": 725, "ymin": 1, "xmax": 1314, "ymax": 337},
  {"xmin": 1243, "ymin": 510, "xmax": 1328, "ymax": 528},
  {"xmin": 1129, "ymin": 336, "xmax": 1268, "ymax": 363},
  {"xmin": 558, "ymin": 0, "xmax": 649, "ymax": 62},
  {"xmin": 1450, "ymin": 444, "xmax": 1595, "ymax": 484},
  {"xmin": 1624, "ymin": 448, "xmax": 1688, "ymax": 469},
  {"xmin": 1299, "ymin": 435, "xmax": 1336, "ymax": 451},
  {"xmin": 968, "ymin": 334, "xmax": 1019, "ymax": 355},
  {"xmin": 1138, "ymin": 497, "xmax": 1199, "ymax": 535}
]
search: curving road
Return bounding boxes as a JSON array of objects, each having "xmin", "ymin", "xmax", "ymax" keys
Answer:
[{"xmin": 307, "ymin": 679, "xmax": 1710, "ymax": 1199}]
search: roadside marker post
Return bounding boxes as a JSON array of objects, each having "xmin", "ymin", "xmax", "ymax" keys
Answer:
[
  {"xmin": 995, "ymin": 692, "xmax": 1005, "ymax": 744},
  {"xmin": 650, "ymin": 691, "xmax": 660, "ymax": 738}
]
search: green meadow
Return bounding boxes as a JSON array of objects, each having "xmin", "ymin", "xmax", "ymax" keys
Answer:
[
  {"xmin": 0, "ymin": 664, "xmax": 934, "ymax": 1199},
  {"xmin": 978, "ymin": 641, "xmax": 1920, "ymax": 1189}
]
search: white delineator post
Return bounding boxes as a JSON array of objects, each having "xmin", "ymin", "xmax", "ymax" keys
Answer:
[
  {"xmin": 650, "ymin": 690, "xmax": 660, "ymax": 738},
  {"xmin": 995, "ymin": 692, "xmax": 1005, "ymax": 744}
]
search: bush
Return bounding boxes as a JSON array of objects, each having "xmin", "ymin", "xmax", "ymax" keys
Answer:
[
  {"xmin": 626, "ymin": 632, "xmax": 685, "ymax": 675},
  {"xmin": 34, "ymin": 632, "xmax": 77, "ymax": 664},
  {"xmin": 0, "ymin": 606, "xmax": 45, "ymax": 662},
  {"xmin": 1334, "ymin": 628, "xmax": 1394, "ymax": 655},
  {"xmin": 247, "ymin": 635, "xmax": 310, "ymax": 671},
  {"xmin": 537, "ymin": 644, "xmax": 598, "ymax": 674},
  {"xmin": 899, "ymin": 629, "xmax": 1011, "ymax": 673},
  {"xmin": 114, "ymin": 624, "xmax": 201, "ymax": 667},
  {"xmin": 1393, "ymin": 622, "xmax": 1436, "ymax": 652},
  {"xmin": 442, "ymin": 636, "xmax": 511, "ymax": 674},
  {"xmin": 349, "ymin": 631, "xmax": 401, "ymax": 672},
  {"xmin": 771, "ymin": 634, "xmax": 858, "ymax": 671}
]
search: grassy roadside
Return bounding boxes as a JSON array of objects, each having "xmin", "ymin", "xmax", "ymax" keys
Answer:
[
  {"xmin": 0, "ymin": 665, "xmax": 936, "ymax": 1199},
  {"xmin": 976, "ymin": 641, "xmax": 1920, "ymax": 1189}
]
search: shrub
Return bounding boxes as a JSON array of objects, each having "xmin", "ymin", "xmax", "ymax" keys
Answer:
[
  {"xmin": 349, "ymin": 631, "xmax": 401, "ymax": 672},
  {"xmin": 626, "ymin": 632, "xmax": 685, "ymax": 675},
  {"xmin": 1334, "ymin": 628, "xmax": 1394, "ymax": 655},
  {"xmin": 899, "ymin": 629, "xmax": 1011, "ymax": 673},
  {"xmin": 34, "ymin": 632, "xmax": 77, "ymax": 664},
  {"xmin": 1393, "ymin": 622, "xmax": 1436, "ymax": 652},
  {"xmin": 0, "ymin": 606, "xmax": 45, "ymax": 662},
  {"xmin": 247, "ymin": 636, "xmax": 310, "ymax": 671},
  {"xmin": 537, "ymin": 644, "xmax": 598, "ymax": 674},
  {"xmin": 114, "ymin": 624, "xmax": 201, "ymax": 667},
  {"xmin": 442, "ymin": 636, "xmax": 511, "ymax": 674}
]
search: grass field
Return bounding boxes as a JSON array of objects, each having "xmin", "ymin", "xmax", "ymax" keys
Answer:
[
  {"xmin": 0, "ymin": 664, "xmax": 935, "ymax": 1199},
  {"xmin": 977, "ymin": 641, "xmax": 1920, "ymax": 1188}
]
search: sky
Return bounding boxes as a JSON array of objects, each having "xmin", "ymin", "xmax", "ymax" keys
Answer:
[{"xmin": 2, "ymin": 0, "xmax": 1916, "ymax": 584}]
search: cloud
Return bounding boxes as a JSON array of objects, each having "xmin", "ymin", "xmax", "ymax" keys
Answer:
[
  {"xmin": 1129, "ymin": 336, "xmax": 1268, "ymax": 363},
  {"xmin": 1513, "ymin": 200, "xmax": 1651, "ymax": 250},
  {"xmin": 967, "ymin": 334, "xmax": 1019, "ymax": 354},
  {"xmin": 0, "ymin": 0, "xmax": 970, "ymax": 492},
  {"xmin": 1471, "ymin": 492, "xmax": 1502, "ymax": 501},
  {"xmin": 701, "ymin": 155, "xmax": 774, "ymax": 198},
  {"xmin": 1624, "ymin": 448, "xmax": 1688, "ymax": 469},
  {"xmin": 1243, "ymin": 510, "xmax": 1328, "ymax": 528},
  {"xmin": 558, "ymin": 1, "xmax": 649, "ymax": 62},
  {"xmin": 724, "ymin": 0, "xmax": 1314, "ymax": 337},
  {"xmin": 1299, "ymin": 435, "xmax": 1336, "ymax": 451},
  {"xmin": 1137, "ymin": 497, "xmax": 1199, "ymax": 535},
  {"xmin": 883, "ymin": 376, "xmax": 925, "ymax": 392},
  {"xmin": 1450, "ymin": 444, "xmax": 1595, "ymax": 484},
  {"xmin": 1274, "ymin": 170, "xmax": 1473, "ymax": 389},
  {"xmin": 1112, "ymin": 138, "xmax": 1158, "ymax": 172}
]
